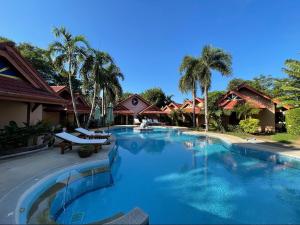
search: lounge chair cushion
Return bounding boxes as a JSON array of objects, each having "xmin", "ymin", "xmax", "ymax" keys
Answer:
[
  {"xmin": 75, "ymin": 128, "xmax": 112, "ymax": 136},
  {"xmin": 55, "ymin": 132, "xmax": 107, "ymax": 144}
]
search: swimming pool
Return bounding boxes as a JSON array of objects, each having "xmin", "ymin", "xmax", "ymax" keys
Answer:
[{"xmin": 22, "ymin": 128, "xmax": 300, "ymax": 224}]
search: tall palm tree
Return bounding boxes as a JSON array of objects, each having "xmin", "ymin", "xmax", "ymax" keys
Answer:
[
  {"xmin": 102, "ymin": 64, "xmax": 124, "ymax": 118},
  {"xmin": 179, "ymin": 56, "xmax": 199, "ymax": 127},
  {"xmin": 81, "ymin": 49, "xmax": 113, "ymax": 127},
  {"xmin": 49, "ymin": 27, "xmax": 89, "ymax": 127},
  {"xmin": 198, "ymin": 45, "xmax": 232, "ymax": 131}
]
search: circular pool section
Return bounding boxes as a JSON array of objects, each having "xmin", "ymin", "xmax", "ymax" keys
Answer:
[
  {"xmin": 15, "ymin": 158, "xmax": 114, "ymax": 224},
  {"xmin": 16, "ymin": 128, "xmax": 300, "ymax": 224}
]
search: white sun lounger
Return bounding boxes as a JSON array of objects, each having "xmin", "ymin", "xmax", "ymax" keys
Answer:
[
  {"xmin": 75, "ymin": 127, "xmax": 112, "ymax": 138},
  {"xmin": 55, "ymin": 132, "xmax": 109, "ymax": 154}
]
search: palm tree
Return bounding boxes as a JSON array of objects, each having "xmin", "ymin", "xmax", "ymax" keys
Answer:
[
  {"xmin": 102, "ymin": 64, "xmax": 124, "ymax": 118},
  {"xmin": 81, "ymin": 49, "xmax": 113, "ymax": 127},
  {"xmin": 197, "ymin": 45, "xmax": 232, "ymax": 132},
  {"xmin": 49, "ymin": 27, "xmax": 89, "ymax": 127},
  {"xmin": 179, "ymin": 56, "xmax": 199, "ymax": 127},
  {"xmin": 234, "ymin": 103, "xmax": 260, "ymax": 120}
]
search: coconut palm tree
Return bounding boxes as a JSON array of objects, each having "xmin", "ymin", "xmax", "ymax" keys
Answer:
[
  {"xmin": 197, "ymin": 45, "xmax": 232, "ymax": 131},
  {"xmin": 49, "ymin": 27, "xmax": 89, "ymax": 127},
  {"xmin": 179, "ymin": 56, "xmax": 200, "ymax": 127},
  {"xmin": 102, "ymin": 64, "xmax": 124, "ymax": 117},
  {"xmin": 81, "ymin": 49, "xmax": 113, "ymax": 127}
]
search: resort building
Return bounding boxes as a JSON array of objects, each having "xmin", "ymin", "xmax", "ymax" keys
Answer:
[
  {"xmin": 0, "ymin": 42, "xmax": 65, "ymax": 128},
  {"xmin": 161, "ymin": 102, "xmax": 182, "ymax": 113},
  {"xmin": 163, "ymin": 98, "xmax": 205, "ymax": 127},
  {"xmin": 113, "ymin": 94, "xmax": 166, "ymax": 125},
  {"xmin": 44, "ymin": 86, "xmax": 91, "ymax": 126},
  {"xmin": 218, "ymin": 83, "xmax": 283, "ymax": 132},
  {"xmin": 181, "ymin": 97, "xmax": 205, "ymax": 127}
]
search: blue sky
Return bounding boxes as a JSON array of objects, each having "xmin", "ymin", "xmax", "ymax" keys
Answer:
[{"xmin": 1, "ymin": 0, "xmax": 300, "ymax": 102}]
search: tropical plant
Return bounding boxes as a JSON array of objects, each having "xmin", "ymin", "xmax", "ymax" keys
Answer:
[
  {"xmin": 281, "ymin": 58, "xmax": 300, "ymax": 107},
  {"xmin": 81, "ymin": 49, "xmax": 114, "ymax": 127},
  {"xmin": 239, "ymin": 118, "xmax": 260, "ymax": 134},
  {"xmin": 49, "ymin": 26, "xmax": 89, "ymax": 127},
  {"xmin": 285, "ymin": 108, "xmax": 300, "ymax": 135},
  {"xmin": 169, "ymin": 109, "xmax": 183, "ymax": 126},
  {"xmin": 179, "ymin": 56, "xmax": 200, "ymax": 127},
  {"xmin": 101, "ymin": 64, "xmax": 124, "ymax": 120},
  {"xmin": 227, "ymin": 75, "xmax": 279, "ymax": 97},
  {"xmin": 197, "ymin": 45, "xmax": 232, "ymax": 132},
  {"xmin": 141, "ymin": 88, "xmax": 169, "ymax": 108},
  {"xmin": 207, "ymin": 91, "xmax": 229, "ymax": 132},
  {"xmin": 233, "ymin": 102, "xmax": 260, "ymax": 120}
]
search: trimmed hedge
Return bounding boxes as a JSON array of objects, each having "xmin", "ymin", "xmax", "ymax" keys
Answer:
[
  {"xmin": 285, "ymin": 108, "xmax": 300, "ymax": 135},
  {"xmin": 239, "ymin": 118, "xmax": 260, "ymax": 134}
]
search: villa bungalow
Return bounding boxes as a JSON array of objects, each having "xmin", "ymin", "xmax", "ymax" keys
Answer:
[
  {"xmin": 0, "ymin": 42, "xmax": 65, "ymax": 128},
  {"xmin": 218, "ymin": 83, "xmax": 286, "ymax": 132},
  {"xmin": 163, "ymin": 98, "xmax": 205, "ymax": 127},
  {"xmin": 181, "ymin": 97, "xmax": 205, "ymax": 126},
  {"xmin": 44, "ymin": 85, "xmax": 91, "ymax": 126},
  {"xmin": 162, "ymin": 102, "xmax": 182, "ymax": 113},
  {"xmin": 113, "ymin": 94, "xmax": 166, "ymax": 125}
]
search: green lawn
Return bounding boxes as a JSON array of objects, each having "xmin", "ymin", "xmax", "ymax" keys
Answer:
[{"xmin": 270, "ymin": 133, "xmax": 299, "ymax": 144}]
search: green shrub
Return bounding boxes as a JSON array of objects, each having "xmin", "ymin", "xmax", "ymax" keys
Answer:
[
  {"xmin": 285, "ymin": 108, "xmax": 300, "ymax": 135},
  {"xmin": 239, "ymin": 118, "xmax": 260, "ymax": 134}
]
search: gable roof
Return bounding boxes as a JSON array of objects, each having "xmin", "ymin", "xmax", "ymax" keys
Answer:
[
  {"xmin": 113, "ymin": 104, "xmax": 134, "ymax": 115},
  {"xmin": 51, "ymin": 85, "xmax": 90, "ymax": 112},
  {"xmin": 0, "ymin": 42, "xmax": 65, "ymax": 105},
  {"xmin": 218, "ymin": 83, "xmax": 273, "ymax": 110},
  {"xmin": 139, "ymin": 104, "xmax": 167, "ymax": 115},
  {"xmin": 116, "ymin": 94, "xmax": 152, "ymax": 107},
  {"xmin": 236, "ymin": 83, "xmax": 272, "ymax": 100}
]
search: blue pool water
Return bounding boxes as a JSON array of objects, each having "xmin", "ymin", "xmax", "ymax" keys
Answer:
[{"xmin": 56, "ymin": 128, "xmax": 300, "ymax": 224}]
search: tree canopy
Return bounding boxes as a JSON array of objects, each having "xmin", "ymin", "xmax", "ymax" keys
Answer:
[{"xmin": 141, "ymin": 88, "xmax": 170, "ymax": 108}]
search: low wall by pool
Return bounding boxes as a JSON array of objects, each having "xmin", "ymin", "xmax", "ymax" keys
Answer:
[{"xmin": 15, "ymin": 146, "xmax": 118, "ymax": 224}]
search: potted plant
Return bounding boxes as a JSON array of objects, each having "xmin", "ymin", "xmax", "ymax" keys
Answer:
[{"xmin": 78, "ymin": 145, "xmax": 93, "ymax": 158}]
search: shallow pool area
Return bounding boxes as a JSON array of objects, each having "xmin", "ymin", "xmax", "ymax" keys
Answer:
[{"xmin": 19, "ymin": 128, "xmax": 300, "ymax": 224}]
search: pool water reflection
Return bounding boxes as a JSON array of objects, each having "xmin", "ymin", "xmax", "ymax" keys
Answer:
[{"xmin": 55, "ymin": 128, "xmax": 300, "ymax": 224}]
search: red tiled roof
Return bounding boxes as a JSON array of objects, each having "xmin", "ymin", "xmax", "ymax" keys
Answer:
[
  {"xmin": 220, "ymin": 100, "xmax": 241, "ymax": 110},
  {"xmin": 0, "ymin": 42, "xmax": 65, "ymax": 105},
  {"xmin": 236, "ymin": 83, "xmax": 272, "ymax": 100},
  {"xmin": 0, "ymin": 76, "xmax": 65, "ymax": 104},
  {"xmin": 195, "ymin": 97, "xmax": 204, "ymax": 103},
  {"xmin": 139, "ymin": 104, "xmax": 167, "ymax": 115},
  {"xmin": 182, "ymin": 107, "xmax": 202, "ymax": 114},
  {"xmin": 113, "ymin": 104, "xmax": 134, "ymax": 115}
]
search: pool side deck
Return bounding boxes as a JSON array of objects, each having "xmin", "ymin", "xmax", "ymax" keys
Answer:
[
  {"xmin": 0, "ymin": 135, "xmax": 116, "ymax": 224},
  {"xmin": 183, "ymin": 130, "xmax": 300, "ymax": 160}
]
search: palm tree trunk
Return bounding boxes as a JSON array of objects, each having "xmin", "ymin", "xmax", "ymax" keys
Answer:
[
  {"xmin": 204, "ymin": 85, "xmax": 208, "ymax": 132},
  {"xmin": 68, "ymin": 56, "xmax": 80, "ymax": 128},
  {"xmin": 192, "ymin": 85, "xmax": 196, "ymax": 128},
  {"xmin": 101, "ymin": 88, "xmax": 106, "ymax": 126},
  {"xmin": 86, "ymin": 82, "xmax": 98, "ymax": 128}
]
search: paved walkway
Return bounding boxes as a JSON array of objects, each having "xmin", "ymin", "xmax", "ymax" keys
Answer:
[
  {"xmin": 184, "ymin": 130, "xmax": 300, "ymax": 159},
  {"xmin": 0, "ymin": 136, "xmax": 116, "ymax": 224}
]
